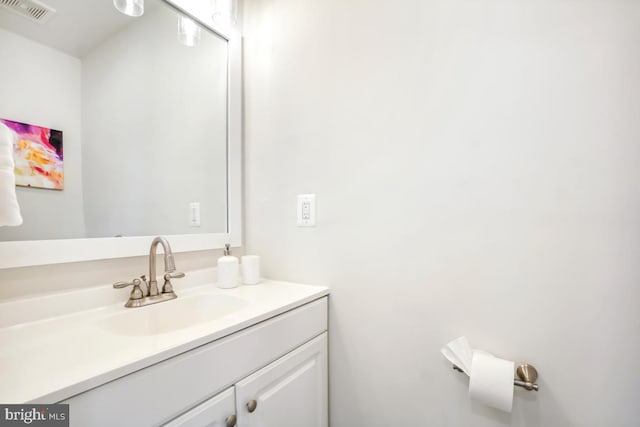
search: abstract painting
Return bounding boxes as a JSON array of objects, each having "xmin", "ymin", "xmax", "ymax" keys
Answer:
[{"xmin": 0, "ymin": 118, "xmax": 63, "ymax": 190}]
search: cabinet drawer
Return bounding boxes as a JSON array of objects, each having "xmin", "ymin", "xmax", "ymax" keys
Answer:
[{"xmin": 63, "ymin": 297, "xmax": 327, "ymax": 427}]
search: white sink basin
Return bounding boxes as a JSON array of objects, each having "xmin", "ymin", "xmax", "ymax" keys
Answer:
[{"xmin": 98, "ymin": 294, "xmax": 249, "ymax": 336}]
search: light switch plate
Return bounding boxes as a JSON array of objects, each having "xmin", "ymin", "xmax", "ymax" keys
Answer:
[
  {"xmin": 189, "ymin": 202, "xmax": 201, "ymax": 227},
  {"xmin": 297, "ymin": 194, "xmax": 316, "ymax": 227}
]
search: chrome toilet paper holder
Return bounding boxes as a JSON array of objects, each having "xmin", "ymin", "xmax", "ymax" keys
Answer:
[{"xmin": 453, "ymin": 363, "xmax": 539, "ymax": 391}]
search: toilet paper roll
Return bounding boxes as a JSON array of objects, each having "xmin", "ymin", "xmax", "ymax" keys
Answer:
[
  {"xmin": 440, "ymin": 336, "xmax": 473, "ymax": 375},
  {"xmin": 469, "ymin": 351, "xmax": 515, "ymax": 413}
]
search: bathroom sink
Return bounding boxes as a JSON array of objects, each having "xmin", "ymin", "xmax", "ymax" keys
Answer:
[{"xmin": 98, "ymin": 294, "xmax": 248, "ymax": 336}]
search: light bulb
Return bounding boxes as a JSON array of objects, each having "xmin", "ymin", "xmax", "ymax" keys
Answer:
[
  {"xmin": 178, "ymin": 17, "xmax": 202, "ymax": 47},
  {"xmin": 113, "ymin": 0, "xmax": 144, "ymax": 17}
]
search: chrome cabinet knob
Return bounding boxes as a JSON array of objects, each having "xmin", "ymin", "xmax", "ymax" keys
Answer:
[
  {"xmin": 247, "ymin": 400, "xmax": 257, "ymax": 413},
  {"xmin": 225, "ymin": 414, "xmax": 237, "ymax": 427}
]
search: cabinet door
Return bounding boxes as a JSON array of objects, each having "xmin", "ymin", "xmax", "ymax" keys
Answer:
[
  {"xmin": 164, "ymin": 387, "xmax": 236, "ymax": 427},
  {"xmin": 235, "ymin": 333, "xmax": 328, "ymax": 427}
]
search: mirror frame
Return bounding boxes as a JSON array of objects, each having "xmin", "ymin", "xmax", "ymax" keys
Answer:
[{"xmin": 0, "ymin": 0, "xmax": 242, "ymax": 269}]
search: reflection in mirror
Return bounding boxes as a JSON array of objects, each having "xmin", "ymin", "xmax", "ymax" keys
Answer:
[{"xmin": 0, "ymin": 0, "xmax": 228, "ymax": 242}]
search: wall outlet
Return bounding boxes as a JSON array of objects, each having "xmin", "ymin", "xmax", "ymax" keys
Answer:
[
  {"xmin": 297, "ymin": 194, "xmax": 316, "ymax": 227},
  {"xmin": 189, "ymin": 202, "xmax": 201, "ymax": 227}
]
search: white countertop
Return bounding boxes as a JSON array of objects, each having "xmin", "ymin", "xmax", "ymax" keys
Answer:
[{"xmin": 0, "ymin": 278, "xmax": 329, "ymax": 404}]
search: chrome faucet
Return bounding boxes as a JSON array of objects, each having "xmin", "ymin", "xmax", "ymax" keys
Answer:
[
  {"xmin": 113, "ymin": 236, "xmax": 185, "ymax": 307},
  {"xmin": 148, "ymin": 236, "xmax": 176, "ymax": 296}
]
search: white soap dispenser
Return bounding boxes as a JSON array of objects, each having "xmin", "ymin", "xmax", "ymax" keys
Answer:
[{"xmin": 217, "ymin": 244, "xmax": 238, "ymax": 289}]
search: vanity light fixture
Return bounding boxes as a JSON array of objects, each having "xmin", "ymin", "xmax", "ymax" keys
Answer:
[
  {"xmin": 113, "ymin": 0, "xmax": 144, "ymax": 17},
  {"xmin": 177, "ymin": 16, "xmax": 201, "ymax": 47}
]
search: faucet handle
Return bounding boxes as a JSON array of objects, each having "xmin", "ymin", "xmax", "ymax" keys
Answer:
[
  {"xmin": 113, "ymin": 278, "xmax": 141, "ymax": 289},
  {"xmin": 162, "ymin": 271, "xmax": 185, "ymax": 294},
  {"xmin": 113, "ymin": 278, "xmax": 144, "ymax": 300}
]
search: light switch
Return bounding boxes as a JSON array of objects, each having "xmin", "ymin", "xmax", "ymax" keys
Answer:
[
  {"xmin": 297, "ymin": 194, "xmax": 316, "ymax": 227},
  {"xmin": 189, "ymin": 202, "xmax": 201, "ymax": 227}
]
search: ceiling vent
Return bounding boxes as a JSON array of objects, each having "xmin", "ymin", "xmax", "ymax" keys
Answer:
[{"xmin": 0, "ymin": 0, "xmax": 56, "ymax": 24}]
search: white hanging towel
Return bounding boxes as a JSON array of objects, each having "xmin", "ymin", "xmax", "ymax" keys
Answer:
[{"xmin": 0, "ymin": 122, "xmax": 23, "ymax": 227}]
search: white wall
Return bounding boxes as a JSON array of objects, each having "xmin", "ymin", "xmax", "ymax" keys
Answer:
[
  {"xmin": 82, "ymin": 5, "xmax": 228, "ymax": 238},
  {"xmin": 242, "ymin": 0, "xmax": 640, "ymax": 426},
  {"xmin": 0, "ymin": 28, "xmax": 85, "ymax": 241},
  {"xmin": 0, "ymin": 248, "xmax": 230, "ymax": 301}
]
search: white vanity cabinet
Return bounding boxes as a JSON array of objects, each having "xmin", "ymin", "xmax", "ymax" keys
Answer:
[
  {"xmin": 61, "ymin": 297, "xmax": 328, "ymax": 427},
  {"xmin": 235, "ymin": 333, "xmax": 328, "ymax": 427},
  {"xmin": 165, "ymin": 387, "xmax": 236, "ymax": 427},
  {"xmin": 167, "ymin": 333, "xmax": 328, "ymax": 427}
]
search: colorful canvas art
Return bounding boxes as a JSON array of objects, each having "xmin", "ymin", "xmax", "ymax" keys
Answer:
[{"xmin": 0, "ymin": 118, "xmax": 63, "ymax": 190}]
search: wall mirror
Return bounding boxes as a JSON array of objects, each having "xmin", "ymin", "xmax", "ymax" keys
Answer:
[{"xmin": 0, "ymin": 0, "xmax": 242, "ymax": 268}]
